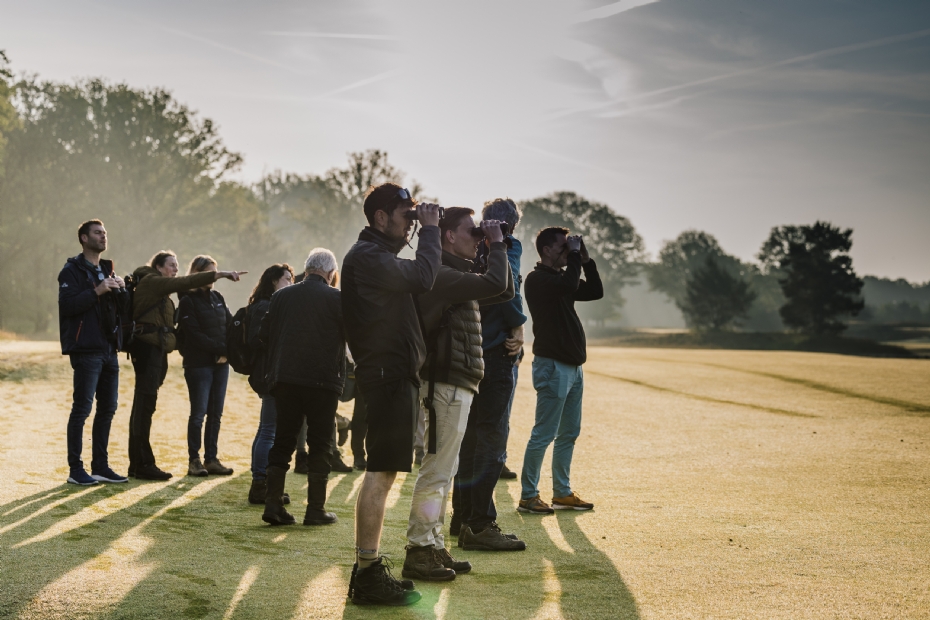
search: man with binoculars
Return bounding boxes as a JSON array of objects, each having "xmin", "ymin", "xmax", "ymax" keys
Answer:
[{"xmin": 58, "ymin": 219, "xmax": 130, "ymax": 486}]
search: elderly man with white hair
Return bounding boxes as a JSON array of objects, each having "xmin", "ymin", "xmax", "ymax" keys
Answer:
[{"xmin": 258, "ymin": 247, "xmax": 346, "ymax": 527}]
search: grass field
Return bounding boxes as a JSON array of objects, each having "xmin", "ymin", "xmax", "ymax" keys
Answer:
[{"xmin": 0, "ymin": 341, "xmax": 928, "ymax": 619}]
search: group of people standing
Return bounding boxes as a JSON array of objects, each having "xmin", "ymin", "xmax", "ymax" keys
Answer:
[{"xmin": 57, "ymin": 182, "xmax": 603, "ymax": 607}]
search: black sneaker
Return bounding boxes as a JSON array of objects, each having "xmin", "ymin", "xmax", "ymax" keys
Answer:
[
  {"xmin": 67, "ymin": 469, "xmax": 99, "ymax": 486},
  {"xmin": 353, "ymin": 458, "xmax": 367, "ymax": 471},
  {"xmin": 330, "ymin": 458, "xmax": 353, "ymax": 473},
  {"xmin": 351, "ymin": 558, "xmax": 422, "ymax": 606},
  {"xmin": 460, "ymin": 522, "xmax": 526, "ymax": 551},
  {"xmin": 498, "ymin": 464, "xmax": 518, "ymax": 480},
  {"xmin": 135, "ymin": 465, "xmax": 173, "ymax": 481},
  {"xmin": 91, "ymin": 466, "xmax": 129, "ymax": 483}
]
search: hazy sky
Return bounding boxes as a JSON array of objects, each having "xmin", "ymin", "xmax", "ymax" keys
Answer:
[{"xmin": 3, "ymin": 0, "xmax": 929, "ymax": 281}]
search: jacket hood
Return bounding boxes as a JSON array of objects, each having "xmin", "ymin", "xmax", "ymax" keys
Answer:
[{"xmin": 133, "ymin": 265, "xmax": 160, "ymax": 279}]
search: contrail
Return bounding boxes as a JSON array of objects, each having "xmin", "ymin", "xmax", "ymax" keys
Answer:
[
  {"xmin": 261, "ymin": 31, "xmax": 397, "ymax": 41},
  {"xmin": 313, "ymin": 70, "xmax": 399, "ymax": 100},
  {"xmin": 553, "ymin": 27, "xmax": 930, "ymax": 121},
  {"xmin": 572, "ymin": 0, "xmax": 661, "ymax": 24},
  {"xmin": 509, "ymin": 141, "xmax": 622, "ymax": 179}
]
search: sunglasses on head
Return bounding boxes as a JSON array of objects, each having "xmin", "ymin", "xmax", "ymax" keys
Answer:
[{"xmin": 397, "ymin": 188, "xmax": 412, "ymax": 201}]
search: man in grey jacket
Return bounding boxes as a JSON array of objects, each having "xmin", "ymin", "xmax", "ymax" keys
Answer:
[{"xmin": 402, "ymin": 207, "xmax": 517, "ymax": 583}]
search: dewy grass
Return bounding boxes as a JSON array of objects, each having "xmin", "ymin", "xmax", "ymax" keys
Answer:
[{"xmin": 1, "ymin": 341, "xmax": 929, "ymax": 618}]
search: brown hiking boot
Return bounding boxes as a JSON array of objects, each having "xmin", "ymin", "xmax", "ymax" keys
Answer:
[
  {"xmin": 552, "ymin": 492, "xmax": 594, "ymax": 511},
  {"xmin": 204, "ymin": 459, "xmax": 233, "ymax": 475},
  {"xmin": 187, "ymin": 458, "xmax": 208, "ymax": 477},
  {"xmin": 435, "ymin": 547, "xmax": 471, "ymax": 574},
  {"xmin": 517, "ymin": 495, "xmax": 554, "ymax": 514},
  {"xmin": 460, "ymin": 523, "xmax": 526, "ymax": 551},
  {"xmin": 401, "ymin": 546, "xmax": 456, "ymax": 581}
]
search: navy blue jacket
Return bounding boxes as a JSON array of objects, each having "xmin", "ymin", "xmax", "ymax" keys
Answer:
[
  {"xmin": 58, "ymin": 255, "xmax": 124, "ymax": 355},
  {"xmin": 481, "ymin": 235, "xmax": 528, "ymax": 350}
]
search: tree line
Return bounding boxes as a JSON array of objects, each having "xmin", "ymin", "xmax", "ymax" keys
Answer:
[{"xmin": 0, "ymin": 58, "xmax": 873, "ymax": 336}]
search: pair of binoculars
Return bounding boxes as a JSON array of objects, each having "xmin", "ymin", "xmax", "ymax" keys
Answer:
[
  {"xmin": 404, "ymin": 206, "xmax": 445, "ymax": 221},
  {"xmin": 470, "ymin": 222, "xmax": 511, "ymax": 238}
]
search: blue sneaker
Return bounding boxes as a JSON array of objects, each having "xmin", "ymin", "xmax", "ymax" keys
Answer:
[
  {"xmin": 67, "ymin": 469, "xmax": 99, "ymax": 486},
  {"xmin": 91, "ymin": 466, "xmax": 129, "ymax": 483}
]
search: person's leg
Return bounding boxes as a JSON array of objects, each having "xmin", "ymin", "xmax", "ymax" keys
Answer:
[
  {"xmin": 184, "ymin": 366, "xmax": 211, "ymax": 462},
  {"xmin": 466, "ymin": 348, "xmax": 515, "ymax": 531},
  {"xmin": 350, "ymin": 392, "xmax": 368, "ymax": 466},
  {"xmin": 520, "ymin": 356, "xmax": 569, "ymax": 500},
  {"xmin": 551, "ymin": 365, "xmax": 583, "ymax": 498},
  {"xmin": 296, "ymin": 419, "xmax": 308, "ymax": 457},
  {"xmin": 251, "ymin": 395, "xmax": 277, "ymax": 481},
  {"xmin": 407, "ymin": 383, "xmax": 472, "ymax": 549},
  {"xmin": 303, "ymin": 387, "xmax": 339, "ymax": 525},
  {"xmin": 203, "ymin": 364, "xmax": 229, "ymax": 463},
  {"xmin": 131, "ymin": 342, "xmax": 166, "ymax": 470},
  {"xmin": 355, "ymin": 470, "xmax": 397, "ymax": 560},
  {"xmin": 451, "ymin": 398, "xmax": 479, "ymax": 531},
  {"xmin": 89, "ymin": 352, "xmax": 120, "ymax": 473},
  {"xmin": 67, "ymin": 354, "xmax": 103, "ymax": 473},
  {"xmin": 262, "ymin": 383, "xmax": 305, "ymax": 525},
  {"xmin": 413, "ymin": 402, "xmax": 426, "ymax": 464}
]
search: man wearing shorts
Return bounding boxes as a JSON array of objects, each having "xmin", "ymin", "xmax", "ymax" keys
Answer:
[{"xmin": 341, "ymin": 183, "xmax": 441, "ymax": 606}]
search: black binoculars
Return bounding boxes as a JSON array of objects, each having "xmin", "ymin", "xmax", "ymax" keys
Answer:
[
  {"xmin": 404, "ymin": 206, "xmax": 445, "ymax": 221},
  {"xmin": 470, "ymin": 222, "xmax": 511, "ymax": 238}
]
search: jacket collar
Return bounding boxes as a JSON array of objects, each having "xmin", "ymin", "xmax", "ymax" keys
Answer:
[
  {"xmin": 301, "ymin": 273, "xmax": 327, "ymax": 285},
  {"xmin": 441, "ymin": 250, "xmax": 475, "ymax": 273},
  {"xmin": 69, "ymin": 254, "xmax": 111, "ymax": 275},
  {"xmin": 359, "ymin": 226, "xmax": 406, "ymax": 255},
  {"xmin": 534, "ymin": 262, "xmax": 561, "ymax": 275}
]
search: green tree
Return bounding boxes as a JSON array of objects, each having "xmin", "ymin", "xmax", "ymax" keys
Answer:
[
  {"xmin": 758, "ymin": 221, "xmax": 864, "ymax": 335},
  {"xmin": 648, "ymin": 230, "xmax": 745, "ymax": 305},
  {"xmin": 259, "ymin": 150, "xmax": 425, "ymax": 264},
  {"xmin": 680, "ymin": 255, "xmax": 757, "ymax": 330},
  {"xmin": 520, "ymin": 192, "xmax": 644, "ymax": 324},
  {"xmin": 0, "ymin": 77, "xmax": 268, "ymax": 332}
]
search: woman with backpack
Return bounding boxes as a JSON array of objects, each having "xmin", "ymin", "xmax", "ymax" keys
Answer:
[
  {"xmin": 177, "ymin": 255, "xmax": 239, "ymax": 477},
  {"xmin": 245, "ymin": 263, "xmax": 295, "ymax": 504},
  {"xmin": 128, "ymin": 250, "xmax": 245, "ymax": 481}
]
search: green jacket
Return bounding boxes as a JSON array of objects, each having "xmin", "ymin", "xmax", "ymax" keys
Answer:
[
  {"xmin": 418, "ymin": 242, "xmax": 514, "ymax": 392},
  {"xmin": 131, "ymin": 265, "xmax": 215, "ymax": 352}
]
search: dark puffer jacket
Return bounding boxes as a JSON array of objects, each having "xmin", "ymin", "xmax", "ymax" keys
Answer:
[
  {"xmin": 259, "ymin": 275, "xmax": 346, "ymax": 395},
  {"xmin": 342, "ymin": 226, "xmax": 441, "ymax": 388},
  {"xmin": 418, "ymin": 243, "xmax": 514, "ymax": 393},
  {"xmin": 177, "ymin": 288, "xmax": 233, "ymax": 368}
]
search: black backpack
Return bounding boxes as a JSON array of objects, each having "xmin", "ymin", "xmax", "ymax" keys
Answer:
[{"xmin": 226, "ymin": 306, "xmax": 253, "ymax": 375}]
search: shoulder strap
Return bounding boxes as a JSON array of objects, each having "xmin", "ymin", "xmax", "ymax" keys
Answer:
[{"xmin": 413, "ymin": 295, "xmax": 460, "ymax": 455}]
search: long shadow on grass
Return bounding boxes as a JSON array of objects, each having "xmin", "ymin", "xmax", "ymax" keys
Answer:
[{"xmin": 0, "ymin": 478, "xmax": 213, "ymax": 619}]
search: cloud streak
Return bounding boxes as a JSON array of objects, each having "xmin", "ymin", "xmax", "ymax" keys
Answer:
[{"xmin": 261, "ymin": 31, "xmax": 398, "ymax": 41}]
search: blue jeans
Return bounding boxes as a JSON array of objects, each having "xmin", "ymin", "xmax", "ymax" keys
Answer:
[
  {"xmin": 184, "ymin": 364, "xmax": 229, "ymax": 462},
  {"xmin": 453, "ymin": 344, "xmax": 516, "ymax": 529},
  {"xmin": 250, "ymin": 395, "xmax": 277, "ymax": 481},
  {"xmin": 67, "ymin": 352, "xmax": 120, "ymax": 471},
  {"xmin": 521, "ymin": 356, "xmax": 584, "ymax": 500}
]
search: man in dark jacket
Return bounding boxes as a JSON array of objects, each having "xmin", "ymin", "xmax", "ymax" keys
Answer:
[
  {"xmin": 258, "ymin": 248, "xmax": 345, "ymax": 529},
  {"xmin": 519, "ymin": 227, "xmax": 603, "ymax": 514},
  {"xmin": 402, "ymin": 207, "xmax": 516, "ymax": 582},
  {"xmin": 58, "ymin": 219, "xmax": 129, "ymax": 485},
  {"xmin": 342, "ymin": 183, "xmax": 441, "ymax": 607}
]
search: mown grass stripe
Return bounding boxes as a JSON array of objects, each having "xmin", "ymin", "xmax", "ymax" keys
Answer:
[
  {"xmin": 588, "ymin": 370, "xmax": 818, "ymax": 418},
  {"xmin": 644, "ymin": 358, "xmax": 930, "ymax": 416}
]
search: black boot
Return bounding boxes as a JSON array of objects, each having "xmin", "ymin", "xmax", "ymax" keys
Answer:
[
  {"xmin": 248, "ymin": 478, "xmax": 266, "ymax": 505},
  {"xmin": 294, "ymin": 451, "xmax": 309, "ymax": 474},
  {"xmin": 304, "ymin": 473, "xmax": 337, "ymax": 525},
  {"xmin": 262, "ymin": 466, "xmax": 295, "ymax": 525}
]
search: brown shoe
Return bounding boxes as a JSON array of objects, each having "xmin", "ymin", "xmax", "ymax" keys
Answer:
[
  {"xmin": 204, "ymin": 459, "xmax": 233, "ymax": 475},
  {"xmin": 187, "ymin": 458, "xmax": 208, "ymax": 477},
  {"xmin": 401, "ymin": 546, "xmax": 456, "ymax": 581},
  {"xmin": 435, "ymin": 547, "xmax": 471, "ymax": 574},
  {"xmin": 551, "ymin": 492, "xmax": 594, "ymax": 511},
  {"xmin": 517, "ymin": 495, "xmax": 554, "ymax": 514},
  {"xmin": 460, "ymin": 523, "xmax": 526, "ymax": 551}
]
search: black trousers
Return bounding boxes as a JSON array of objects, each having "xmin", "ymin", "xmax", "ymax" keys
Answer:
[
  {"xmin": 267, "ymin": 383, "xmax": 338, "ymax": 475},
  {"xmin": 128, "ymin": 340, "xmax": 169, "ymax": 469}
]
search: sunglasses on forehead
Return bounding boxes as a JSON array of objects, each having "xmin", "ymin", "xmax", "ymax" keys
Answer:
[{"xmin": 397, "ymin": 188, "xmax": 412, "ymax": 201}]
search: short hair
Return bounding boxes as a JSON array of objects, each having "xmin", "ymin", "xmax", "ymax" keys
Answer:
[
  {"xmin": 149, "ymin": 250, "xmax": 177, "ymax": 269},
  {"xmin": 249, "ymin": 263, "xmax": 295, "ymax": 304},
  {"xmin": 305, "ymin": 247, "xmax": 338, "ymax": 274},
  {"xmin": 77, "ymin": 219, "xmax": 104, "ymax": 244},
  {"xmin": 481, "ymin": 198, "xmax": 521, "ymax": 232},
  {"xmin": 439, "ymin": 207, "xmax": 475, "ymax": 242},
  {"xmin": 363, "ymin": 182, "xmax": 414, "ymax": 225},
  {"xmin": 187, "ymin": 255, "xmax": 217, "ymax": 275},
  {"xmin": 535, "ymin": 227, "xmax": 570, "ymax": 258}
]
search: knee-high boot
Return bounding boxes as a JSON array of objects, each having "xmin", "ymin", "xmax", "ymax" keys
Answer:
[
  {"xmin": 262, "ymin": 466, "xmax": 295, "ymax": 526},
  {"xmin": 304, "ymin": 473, "xmax": 337, "ymax": 525}
]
